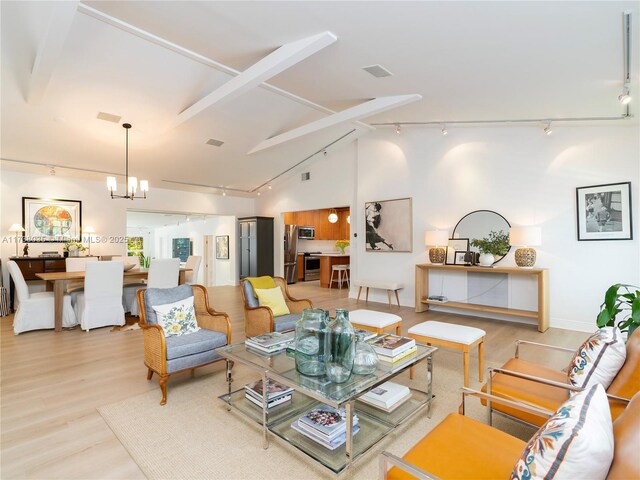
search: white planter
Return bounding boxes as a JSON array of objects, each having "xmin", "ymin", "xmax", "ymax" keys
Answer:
[{"xmin": 478, "ymin": 253, "xmax": 494, "ymax": 266}]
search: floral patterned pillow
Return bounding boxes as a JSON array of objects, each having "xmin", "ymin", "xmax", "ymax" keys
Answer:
[
  {"xmin": 567, "ymin": 327, "xmax": 626, "ymax": 390},
  {"xmin": 152, "ymin": 296, "xmax": 199, "ymax": 337},
  {"xmin": 510, "ymin": 384, "xmax": 613, "ymax": 480}
]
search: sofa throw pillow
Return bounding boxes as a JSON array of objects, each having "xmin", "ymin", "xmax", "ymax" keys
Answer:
[
  {"xmin": 152, "ymin": 296, "xmax": 200, "ymax": 337},
  {"xmin": 254, "ymin": 287, "xmax": 290, "ymax": 317},
  {"xmin": 510, "ymin": 384, "xmax": 613, "ymax": 480},
  {"xmin": 567, "ymin": 327, "xmax": 626, "ymax": 391}
]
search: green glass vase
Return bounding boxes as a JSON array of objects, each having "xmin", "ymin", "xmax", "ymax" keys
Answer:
[{"xmin": 324, "ymin": 308, "xmax": 355, "ymax": 383}]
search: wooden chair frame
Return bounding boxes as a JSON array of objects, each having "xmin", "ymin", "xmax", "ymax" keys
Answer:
[
  {"xmin": 240, "ymin": 276, "xmax": 312, "ymax": 338},
  {"xmin": 137, "ymin": 284, "xmax": 231, "ymax": 405}
]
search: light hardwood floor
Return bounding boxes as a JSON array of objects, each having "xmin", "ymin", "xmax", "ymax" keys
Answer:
[{"xmin": 0, "ymin": 282, "xmax": 588, "ymax": 479}]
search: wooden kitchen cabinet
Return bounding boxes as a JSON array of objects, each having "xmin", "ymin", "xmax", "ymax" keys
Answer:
[
  {"xmin": 297, "ymin": 254, "xmax": 304, "ymax": 281},
  {"xmin": 283, "ymin": 208, "xmax": 350, "ymax": 240}
]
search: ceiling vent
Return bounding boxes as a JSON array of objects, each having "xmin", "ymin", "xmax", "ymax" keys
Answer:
[
  {"xmin": 301, "ymin": 172, "xmax": 311, "ymax": 181},
  {"xmin": 206, "ymin": 138, "xmax": 224, "ymax": 147},
  {"xmin": 96, "ymin": 112, "xmax": 122, "ymax": 123},
  {"xmin": 362, "ymin": 64, "xmax": 393, "ymax": 78}
]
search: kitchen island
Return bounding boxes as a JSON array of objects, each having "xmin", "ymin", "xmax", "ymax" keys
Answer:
[{"xmin": 308, "ymin": 253, "xmax": 350, "ymax": 288}]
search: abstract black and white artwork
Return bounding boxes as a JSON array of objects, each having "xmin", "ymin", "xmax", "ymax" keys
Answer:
[
  {"xmin": 576, "ymin": 182, "xmax": 632, "ymax": 241},
  {"xmin": 364, "ymin": 198, "xmax": 412, "ymax": 252}
]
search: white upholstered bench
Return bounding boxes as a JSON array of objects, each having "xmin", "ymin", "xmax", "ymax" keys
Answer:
[
  {"xmin": 349, "ymin": 309, "xmax": 402, "ymax": 336},
  {"xmin": 408, "ymin": 321, "xmax": 486, "ymax": 387},
  {"xmin": 353, "ymin": 280, "xmax": 404, "ymax": 308}
]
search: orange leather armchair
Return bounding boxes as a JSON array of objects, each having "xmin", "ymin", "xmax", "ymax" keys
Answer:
[
  {"xmin": 240, "ymin": 276, "xmax": 312, "ymax": 338},
  {"xmin": 380, "ymin": 389, "xmax": 640, "ymax": 480},
  {"xmin": 482, "ymin": 328, "xmax": 640, "ymax": 427}
]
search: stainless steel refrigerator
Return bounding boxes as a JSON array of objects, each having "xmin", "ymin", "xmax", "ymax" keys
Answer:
[{"xmin": 284, "ymin": 225, "xmax": 299, "ymax": 284}]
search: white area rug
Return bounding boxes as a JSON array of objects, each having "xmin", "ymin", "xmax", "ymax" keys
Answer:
[{"xmin": 98, "ymin": 350, "xmax": 534, "ymax": 479}]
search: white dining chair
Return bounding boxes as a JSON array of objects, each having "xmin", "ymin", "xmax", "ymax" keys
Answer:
[
  {"xmin": 147, "ymin": 258, "xmax": 181, "ymax": 288},
  {"xmin": 7, "ymin": 260, "xmax": 77, "ymax": 335},
  {"xmin": 74, "ymin": 261, "xmax": 125, "ymax": 332},
  {"xmin": 184, "ymin": 255, "xmax": 202, "ymax": 284},
  {"xmin": 65, "ymin": 256, "xmax": 99, "ymax": 298},
  {"xmin": 113, "ymin": 255, "xmax": 146, "ymax": 316}
]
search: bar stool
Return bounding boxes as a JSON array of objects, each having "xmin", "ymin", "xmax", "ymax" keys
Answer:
[{"xmin": 330, "ymin": 264, "xmax": 350, "ymax": 290}]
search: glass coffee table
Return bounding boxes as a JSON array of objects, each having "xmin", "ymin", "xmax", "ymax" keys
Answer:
[{"xmin": 215, "ymin": 342, "xmax": 437, "ymax": 474}]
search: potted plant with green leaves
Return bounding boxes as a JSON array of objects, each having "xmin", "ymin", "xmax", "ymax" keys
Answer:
[
  {"xmin": 470, "ymin": 230, "xmax": 510, "ymax": 267},
  {"xmin": 597, "ymin": 283, "xmax": 640, "ymax": 338},
  {"xmin": 63, "ymin": 241, "xmax": 87, "ymax": 257}
]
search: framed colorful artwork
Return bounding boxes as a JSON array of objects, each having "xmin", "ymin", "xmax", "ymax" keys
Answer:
[{"xmin": 22, "ymin": 197, "xmax": 82, "ymax": 242}]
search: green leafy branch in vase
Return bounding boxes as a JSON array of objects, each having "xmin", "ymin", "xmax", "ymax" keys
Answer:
[{"xmin": 470, "ymin": 230, "xmax": 510, "ymax": 256}]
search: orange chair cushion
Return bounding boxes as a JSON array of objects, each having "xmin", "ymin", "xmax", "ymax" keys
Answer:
[
  {"xmin": 387, "ymin": 413, "xmax": 525, "ymax": 480},
  {"xmin": 607, "ymin": 328, "xmax": 640, "ymax": 406},
  {"xmin": 481, "ymin": 358, "xmax": 570, "ymax": 427},
  {"xmin": 608, "ymin": 392, "xmax": 640, "ymax": 480}
]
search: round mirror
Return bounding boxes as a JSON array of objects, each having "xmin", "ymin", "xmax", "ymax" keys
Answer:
[{"xmin": 452, "ymin": 210, "xmax": 511, "ymax": 264}]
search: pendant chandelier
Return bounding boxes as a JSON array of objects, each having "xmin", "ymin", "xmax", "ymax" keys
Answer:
[{"xmin": 107, "ymin": 123, "xmax": 149, "ymax": 199}]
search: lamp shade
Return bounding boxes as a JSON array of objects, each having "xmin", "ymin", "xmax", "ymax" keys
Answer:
[
  {"xmin": 83, "ymin": 226, "xmax": 95, "ymax": 234},
  {"xmin": 9, "ymin": 224, "xmax": 24, "ymax": 232},
  {"xmin": 424, "ymin": 230, "xmax": 449, "ymax": 247},
  {"xmin": 509, "ymin": 226, "xmax": 541, "ymax": 247}
]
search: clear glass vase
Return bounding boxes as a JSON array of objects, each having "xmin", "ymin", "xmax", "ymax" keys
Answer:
[
  {"xmin": 352, "ymin": 338, "xmax": 378, "ymax": 375},
  {"xmin": 294, "ymin": 308, "xmax": 327, "ymax": 377},
  {"xmin": 324, "ymin": 308, "xmax": 355, "ymax": 383}
]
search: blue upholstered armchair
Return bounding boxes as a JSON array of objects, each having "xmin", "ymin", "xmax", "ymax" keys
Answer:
[
  {"xmin": 137, "ymin": 284, "xmax": 231, "ymax": 405},
  {"xmin": 240, "ymin": 276, "xmax": 312, "ymax": 338}
]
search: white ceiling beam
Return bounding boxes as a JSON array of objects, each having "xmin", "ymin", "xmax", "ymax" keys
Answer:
[
  {"xmin": 27, "ymin": 1, "xmax": 79, "ymax": 104},
  {"xmin": 174, "ymin": 31, "xmax": 338, "ymax": 127},
  {"xmin": 248, "ymin": 94, "xmax": 422, "ymax": 154}
]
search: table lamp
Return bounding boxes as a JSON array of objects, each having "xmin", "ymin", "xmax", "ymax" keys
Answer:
[
  {"xmin": 424, "ymin": 230, "xmax": 449, "ymax": 265},
  {"xmin": 83, "ymin": 226, "xmax": 95, "ymax": 256},
  {"xmin": 509, "ymin": 226, "xmax": 541, "ymax": 267},
  {"xmin": 9, "ymin": 224, "xmax": 24, "ymax": 257}
]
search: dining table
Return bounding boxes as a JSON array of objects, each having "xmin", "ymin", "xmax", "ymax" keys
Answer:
[{"xmin": 36, "ymin": 267, "xmax": 191, "ymax": 332}]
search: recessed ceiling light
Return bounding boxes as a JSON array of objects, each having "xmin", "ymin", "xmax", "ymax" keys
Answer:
[
  {"xmin": 96, "ymin": 112, "xmax": 122, "ymax": 123},
  {"xmin": 362, "ymin": 64, "xmax": 393, "ymax": 78},
  {"xmin": 206, "ymin": 138, "xmax": 224, "ymax": 147}
]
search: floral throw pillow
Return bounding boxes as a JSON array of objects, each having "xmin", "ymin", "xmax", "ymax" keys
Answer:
[
  {"xmin": 152, "ymin": 296, "xmax": 199, "ymax": 337},
  {"xmin": 510, "ymin": 384, "xmax": 613, "ymax": 480},
  {"xmin": 567, "ymin": 327, "xmax": 626, "ymax": 390}
]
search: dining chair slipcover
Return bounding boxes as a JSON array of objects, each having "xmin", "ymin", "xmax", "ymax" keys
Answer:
[
  {"xmin": 147, "ymin": 258, "xmax": 180, "ymax": 289},
  {"xmin": 8, "ymin": 260, "xmax": 77, "ymax": 334},
  {"xmin": 184, "ymin": 255, "xmax": 202, "ymax": 284},
  {"xmin": 74, "ymin": 261, "xmax": 125, "ymax": 331},
  {"xmin": 113, "ymin": 255, "xmax": 145, "ymax": 316}
]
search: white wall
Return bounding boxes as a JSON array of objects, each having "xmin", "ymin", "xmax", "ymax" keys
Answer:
[
  {"xmin": 1, "ymin": 170, "xmax": 254, "ymax": 287},
  {"xmin": 258, "ymin": 125, "xmax": 640, "ymax": 332}
]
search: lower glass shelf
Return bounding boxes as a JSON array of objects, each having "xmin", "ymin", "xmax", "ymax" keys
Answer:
[{"xmin": 355, "ymin": 388, "xmax": 431, "ymax": 427}]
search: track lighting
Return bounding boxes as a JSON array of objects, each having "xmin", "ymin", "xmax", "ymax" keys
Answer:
[
  {"xmin": 543, "ymin": 123, "xmax": 552, "ymax": 136},
  {"xmin": 257, "ymin": 191, "xmax": 261, "ymax": 196},
  {"xmin": 222, "ymin": 190, "xmax": 226, "ymax": 196},
  {"xmin": 395, "ymin": 124, "xmax": 401, "ymax": 134},
  {"xmin": 618, "ymin": 87, "xmax": 631, "ymax": 105},
  {"xmin": 48, "ymin": 165, "xmax": 56, "ymax": 175},
  {"xmin": 268, "ymin": 185, "xmax": 272, "ymax": 190},
  {"xmin": 441, "ymin": 125, "xmax": 448, "ymax": 136}
]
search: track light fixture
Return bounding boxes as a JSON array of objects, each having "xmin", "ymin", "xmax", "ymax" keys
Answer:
[
  {"xmin": 395, "ymin": 124, "xmax": 401, "ymax": 134},
  {"xmin": 543, "ymin": 123, "xmax": 552, "ymax": 136},
  {"xmin": 618, "ymin": 87, "xmax": 631, "ymax": 105},
  {"xmin": 441, "ymin": 125, "xmax": 448, "ymax": 136},
  {"xmin": 222, "ymin": 191, "xmax": 226, "ymax": 196}
]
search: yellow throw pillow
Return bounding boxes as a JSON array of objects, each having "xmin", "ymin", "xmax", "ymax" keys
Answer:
[
  {"xmin": 254, "ymin": 287, "xmax": 290, "ymax": 317},
  {"xmin": 246, "ymin": 276, "xmax": 277, "ymax": 295}
]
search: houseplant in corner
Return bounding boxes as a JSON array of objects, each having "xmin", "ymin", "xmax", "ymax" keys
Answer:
[
  {"xmin": 470, "ymin": 230, "xmax": 510, "ymax": 266},
  {"xmin": 596, "ymin": 283, "xmax": 640, "ymax": 338}
]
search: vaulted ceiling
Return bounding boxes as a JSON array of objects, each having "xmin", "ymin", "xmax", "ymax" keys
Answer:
[{"xmin": 1, "ymin": 1, "xmax": 637, "ymax": 196}]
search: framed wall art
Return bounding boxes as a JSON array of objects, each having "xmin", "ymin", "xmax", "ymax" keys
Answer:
[
  {"xmin": 576, "ymin": 182, "xmax": 632, "ymax": 241},
  {"xmin": 454, "ymin": 251, "xmax": 468, "ymax": 265},
  {"xmin": 445, "ymin": 238, "xmax": 469, "ymax": 265},
  {"xmin": 364, "ymin": 198, "xmax": 412, "ymax": 252},
  {"xmin": 22, "ymin": 197, "xmax": 82, "ymax": 242},
  {"xmin": 216, "ymin": 235, "xmax": 229, "ymax": 259}
]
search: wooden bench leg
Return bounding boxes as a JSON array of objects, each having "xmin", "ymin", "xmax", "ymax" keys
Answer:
[
  {"xmin": 357, "ymin": 286, "xmax": 362, "ymax": 302},
  {"xmin": 478, "ymin": 338, "xmax": 485, "ymax": 383},
  {"xmin": 395, "ymin": 324, "xmax": 401, "ymax": 335},
  {"xmin": 387, "ymin": 290, "xmax": 392, "ymax": 308},
  {"xmin": 365, "ymin": 287, "xmax": 370, "ymax": 302},
  {"xmin": 463, "ymin": 347, "xmax": 470, "ymax": 388},
  {"xmin": 395, "ymin": 290, "xmax": 400, "ymax": 307}
]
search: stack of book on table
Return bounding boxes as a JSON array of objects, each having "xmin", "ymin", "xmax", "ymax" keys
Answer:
[
  {"xmin": 244, "ymin": 379, "xmax": 294, "ymax": 409},
  {"xmin": 291, "ymin": 405, "xmax": 360, "ymax": 450},
  {"xmin": 353, "ymin": 328, "xmax": 378, "ymax": 342},
  {"xmin": 370, "ymin": 334, "xmax": 417, "ymax": 364},
  {"xmin": 358, "ymin": 381, "xmax": 412, "ymax": 413},
  {"xmin": 245, "ymin": 331, "xmax": 295, "ymax": 354}
]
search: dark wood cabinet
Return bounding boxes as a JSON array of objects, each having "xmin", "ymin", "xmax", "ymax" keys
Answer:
[
  {"xmin": 8, "ymin": 257, "xmax": 66, "ymax": 310},
  {"xmin": 238, "ymin": 217, "xmax": 274, "ymax": 279}
]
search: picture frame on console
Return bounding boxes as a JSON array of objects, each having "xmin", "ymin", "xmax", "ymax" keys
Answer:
[
  {"xmin": 364, "ymin": 197, "xmax": 412, "ymax": 252},
  {"xmin": 576, "ymin": 182, "xmax": 632, "ymax": 241},
  {"xmin": 445, "ymin": 238, "xmax": 469, "ymax": 265},
  {"xmin": 22, "ymin": 197, "xmax": 82, "ymax": 242},
  {"xmin": 454, "ymin": 251, "xmax": 468, "ymax": 265}
]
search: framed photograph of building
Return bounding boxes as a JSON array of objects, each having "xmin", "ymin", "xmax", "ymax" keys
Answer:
[
  {"xmin": 216, "ymin": 235, "xmax": 229, "ymax": 259},
  {"xmin": 445, "ymin": 238, "xmax": 469, "ymax": 265},
  {"xmin": 576, "ymin": 182, "xmax": 632, "ymax": 241},
  {"xmin": 22, "ymin": 197, "xmax": 82, "ymax": 242},
  {"xmin": 364, "ymin": 198, "xmax": 412, "ymax": 252}
]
